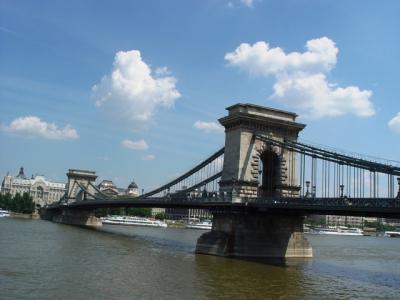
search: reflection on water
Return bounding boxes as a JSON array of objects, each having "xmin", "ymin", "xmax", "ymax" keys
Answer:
[{"xmin": 0, "ymin": 218, "xmax": 399, "ymax": 299}]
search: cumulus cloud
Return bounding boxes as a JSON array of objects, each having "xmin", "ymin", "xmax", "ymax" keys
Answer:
[
  {"xmin": 142, "ymin": 154, "xmax": 155, "ymax": 161},
  {"xmin": 194, "ymin": 121, "xmax": 224, "ymax": 133},
  {"xmin": 225, "ymin": 37, "xmax": 375, "ymax": 118},
  {"xmin": 227, "ymin": 0, "xmax": 258, "ymax": 9},
  {"xmin": 92, "ymin": 50, "xmax": 181, "ymax": 129},
  {"xmin": 121, "ymin": 139, "xmax": 149, "ymax": 150},
  {"xmin": 240, "ymin": 0, "xmax": 255, "ymax": 7},
  {"xmin": 2, "ymin": 116, "xmax": 78, "ymax": 140},
  {"xmin": 271, "ymin": 73, "xmax": 374, "ymax": 118},
  {"xmin": 388, "ymin": 113, "xmax": 400, "ymax": 134}
]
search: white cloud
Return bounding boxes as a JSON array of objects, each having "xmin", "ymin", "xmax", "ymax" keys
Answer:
[
  {"xmin": 92, "ymin": 50, "xmax": 181, "ymax": 129},
  {"xmin": 194, "ymin": 121, "xmax": 224, "ymax": 133},
  {"xmin": 121, "ymin": 139, "xmax": 149, "ymax": 150},
  {"xmin": 142, "ymin": 154, "xmax": 155, "ymax": 161},
  {"xmin": 154, "ymin": 66, "xmax": 170, "ymax": 76},
  {"xmin": 225, "ymin": 37, "xmax": 375, "ymax": 118},
  {"xmin": 388, "ymin": 113, "xmax": 400, "ymax": 134},
  {"xmin": 271, "ymin": 73, "xmax": 374, "ymax": 118},
  {"xmin": 2, "ymin": 116, "xmax": 78, "ymax": 140},
  {"xmin": 240, "ymin": 0, "xmax": 254, "ymax": 7},
  {"xmin": 225, "ymin": 37, "xmax": 337, "ymax": 76}
]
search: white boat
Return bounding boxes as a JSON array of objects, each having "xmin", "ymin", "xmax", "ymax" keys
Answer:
[
  {"xmin": 311, "ymin": 226, "xmax": 363, "ymax": 236},
  {"xmin": 384, "ymin": 231, "xmax": 400, "ymax": 238},
  {"xmin": 186, "ymin": 220, "xmax": 212, "ymax": 230},
  {"xmin": 0, "ymin": 209, "xmax": 10, "ymax": 217},
  {"xmin": 101, "ymin": 215, "xmax": 167, "ymax": 228}
]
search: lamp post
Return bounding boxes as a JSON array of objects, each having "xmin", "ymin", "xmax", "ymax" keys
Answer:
[
  {"xmin": 397, "ymin": 177, "xmax": 400, "ymax": 199},
  {"xmin": 305, "ymin": 181, "xmax": 310, "ymax": 197},
  {"xmin": 312, "ymin": 185, "xmax": 316, "ymax": 198},
  {"xmin": 340, "ymin": 184, "xmax": 344, "ymax": 198}
]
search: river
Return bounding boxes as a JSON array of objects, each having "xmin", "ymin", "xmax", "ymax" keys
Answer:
[{"xmin": 1, "ymin": 218, "xmax": 399, "ymax": 299}]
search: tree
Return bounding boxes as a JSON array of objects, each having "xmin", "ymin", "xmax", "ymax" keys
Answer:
[
  {"xmin": 125, "ymin": 207, "xmax": 151, "ymax": 217},
  {"xmin": 364, "ymin": 221, "xmax": 396, "ymax": 232},
  {"xmin": 2, "ymin": 193, "xmax": 12, "ymax": 210},
  {"xmin": 22, "ymin": 192, "xmax": 35, "ymax": 214},
  {"xmin": 155, "ymin": 212, "xmax": 167, "ymax": 220},
  {"xmin": 12, "ymin": 193, "xmax": 23, "ymax": 212}
]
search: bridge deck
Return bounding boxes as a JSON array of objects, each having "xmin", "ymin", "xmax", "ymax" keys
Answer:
[{"xmin": 48, "ymin": 197, "xmax": 400, "ymax": 218}]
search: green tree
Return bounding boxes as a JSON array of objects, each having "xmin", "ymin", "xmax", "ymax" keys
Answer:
[
  {"xmin": 21, "ymin": 192, "xmax": 35, "ymax": 214},
  {"xmin": 125, "ymin": 207, "xmax": 151, "ymax": 217},
  {"xmin": 11, "ymin": 193, "xmax": 23, "ymax": 212},
  {"xmin": 155, "ymin": 212, "xmax": 167, "ymax": 220},
  {"xmin": 364, "ymin": 221, "xmax": 396, "ymax": 232},
  {"xmin": 2, "ymin": 193, "xmax": 12, "ymax": 210},
  {"xmin": 95, "ymin": 208, "xmax": 110, "ymax": 217}
]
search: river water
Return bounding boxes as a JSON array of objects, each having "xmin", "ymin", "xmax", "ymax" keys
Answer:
[{"xmin": 1, "ymin": 218, "xmax": 399, "ymax": 299}]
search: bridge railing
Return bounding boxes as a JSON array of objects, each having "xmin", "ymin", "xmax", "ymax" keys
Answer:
[{"xmin": 242, "ymin": 197, "xmax": 400, "ymax": 209}]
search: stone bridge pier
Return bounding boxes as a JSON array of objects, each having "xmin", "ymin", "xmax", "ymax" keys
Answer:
[
  {"xmin": 196, "ymin": 103, "xmax": 312, "ymax": 258},
  {"xmin": 41, "ymin": 207, "xmax": 102, "ymax": 227},
  {"xmin": 196, "ymin": 211, "xmax": 312, "ymax": 258}
]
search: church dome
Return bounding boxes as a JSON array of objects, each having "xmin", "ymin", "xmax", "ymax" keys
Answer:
[{"xmin": 128, "ymin": 180, "xmax": 138, "ymax": 189}]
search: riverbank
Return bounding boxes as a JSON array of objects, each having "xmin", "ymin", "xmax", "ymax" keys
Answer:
[{"xmin": 9, "ymin": 212, "xmax": 40, "ymax": 219}]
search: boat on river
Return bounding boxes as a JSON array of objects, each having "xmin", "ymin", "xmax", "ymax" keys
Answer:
[
  {"xmin": 310, "ymin": 226, "xmax": 363, "ymax": 236},
  {"xmin": 101, "ymin": 215, "xmax": 168, "ymax": 228},
  {"xmin": 0, "ymin": 209, "xmax": 10, "ymax": 217},
  {"xmin": 384, "ymin": 231, "xmax": 400, "ymax": 238},
  {"xmin": 186, "ymin": 220, "xmax": 212, "ymax": 230}
]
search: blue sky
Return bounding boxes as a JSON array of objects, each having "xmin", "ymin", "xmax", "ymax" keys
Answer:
[{"xmin": 1, "ymin": 0, "xmax": 399, "ymax": 191}]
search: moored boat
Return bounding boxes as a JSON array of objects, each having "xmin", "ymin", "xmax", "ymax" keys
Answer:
[
  {"xmin": 101, "ymin": 215, "xmax": 167, "ymax": 228},
  {"xmin": 310, "ymin": 226, "xmax": 363, "ymax": 236},
  {"xmin": 0, "ymin": 209, "xmax": 10, "ymax": 218},
  {"xmin": 384, "ymin": 231, "xmax": 400, "ymax": 238},
  {"xmin": 186, "ymin": 220, "xmax": 212, "ymax": 230}
]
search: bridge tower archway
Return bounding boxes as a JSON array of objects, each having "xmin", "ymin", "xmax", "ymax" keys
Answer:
[
  {"xmin": 65, "ymin": 169, "xmax": 98, "ymax": 203},
  {"xmin": 218, "ymin": 103, "xmax": 305, "ymax": 200},
  {"xmin": 258, "ymin": 149, "xmax": 280, "ymax": 198}
]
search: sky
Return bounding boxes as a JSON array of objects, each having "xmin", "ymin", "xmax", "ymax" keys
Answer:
[{"xmin": 1, "ymin": 0, "xmax": 399, "ymax": 191}]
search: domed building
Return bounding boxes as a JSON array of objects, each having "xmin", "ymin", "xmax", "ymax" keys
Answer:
[
  {"xmin": 1, "ymin": 167, "xmax": 66, "ymax": 208},
  {"xmin": 126, "ymin": 179, "xmax": 139, "ymax": 197}
]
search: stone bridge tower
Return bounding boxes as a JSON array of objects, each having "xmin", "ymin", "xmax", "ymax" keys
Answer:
[
  {"xmin": 218, "ymin": 103, "xmax": 305, "ymax": 200},
  {"xmin": 197, "ymin": 104, "xmax": 312, "ymax": 258},
  {"xmin": 65, "ymin": 169, "xmax": 98, "ymax": 203}
]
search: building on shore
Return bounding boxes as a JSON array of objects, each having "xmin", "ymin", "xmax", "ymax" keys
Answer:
[
  {"xmin": 325, "ymin": 215, "xmax": 377, "ymax": 228},
  {"xmin": 98, "ymin": 180, "xmax": 120, "ymax": 196},
  {"xmin": 383, "ymin": 218, "xmax": 400, "ymax": 227},
  {"xmin": 98, "ymin": 179, "xmax": 140, "ymax": 197},
  {"xmin": 164, "ymin": 188, "xmax": 212, "ymax": 220},
  {"xmin": 126, "ymin": 180, "xmax": 139, "ymax": 197},
  {"xmin": 1, "ymin": 167, "xmax": 66, "ymax": 208}
]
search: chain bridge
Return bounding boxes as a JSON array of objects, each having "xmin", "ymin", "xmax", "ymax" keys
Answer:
[{"xmin": 42, "ymin": 103, "xmax": 400, "ymax": 259}]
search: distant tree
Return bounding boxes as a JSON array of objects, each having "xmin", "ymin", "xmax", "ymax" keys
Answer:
[
  {"xmin": 5, "ymin": 193, "xmax": 35, "ymax": 213},
  {"xmin": 125, "ymin": 207, "xmax": 151, "ymax": 217},
  {"xmin": 95, "ymin": 208, "xmax": 109, "ymax": 217},
  {"xmin": 155, "ymin": 212, "xmax": 167, "ymax": 220},
  {"xmin": 2, "ymin": 193, "xmax": 12, "ymax": 210},
  {"xmin": 95, "ymin": 207, "xmax": 152, "ymax": 217},
  {"xmin": 21, "ymin": 192, "xmax": 35, "ymax": 214},
  {"xmin": 365, "ymin": 221, "xmax": 396, "ymax": 232}
]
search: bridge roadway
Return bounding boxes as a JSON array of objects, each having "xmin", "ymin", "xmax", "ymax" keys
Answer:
[{"xmin": 48, "ymin": 196, "xmax": 400, "ymax": 218}]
